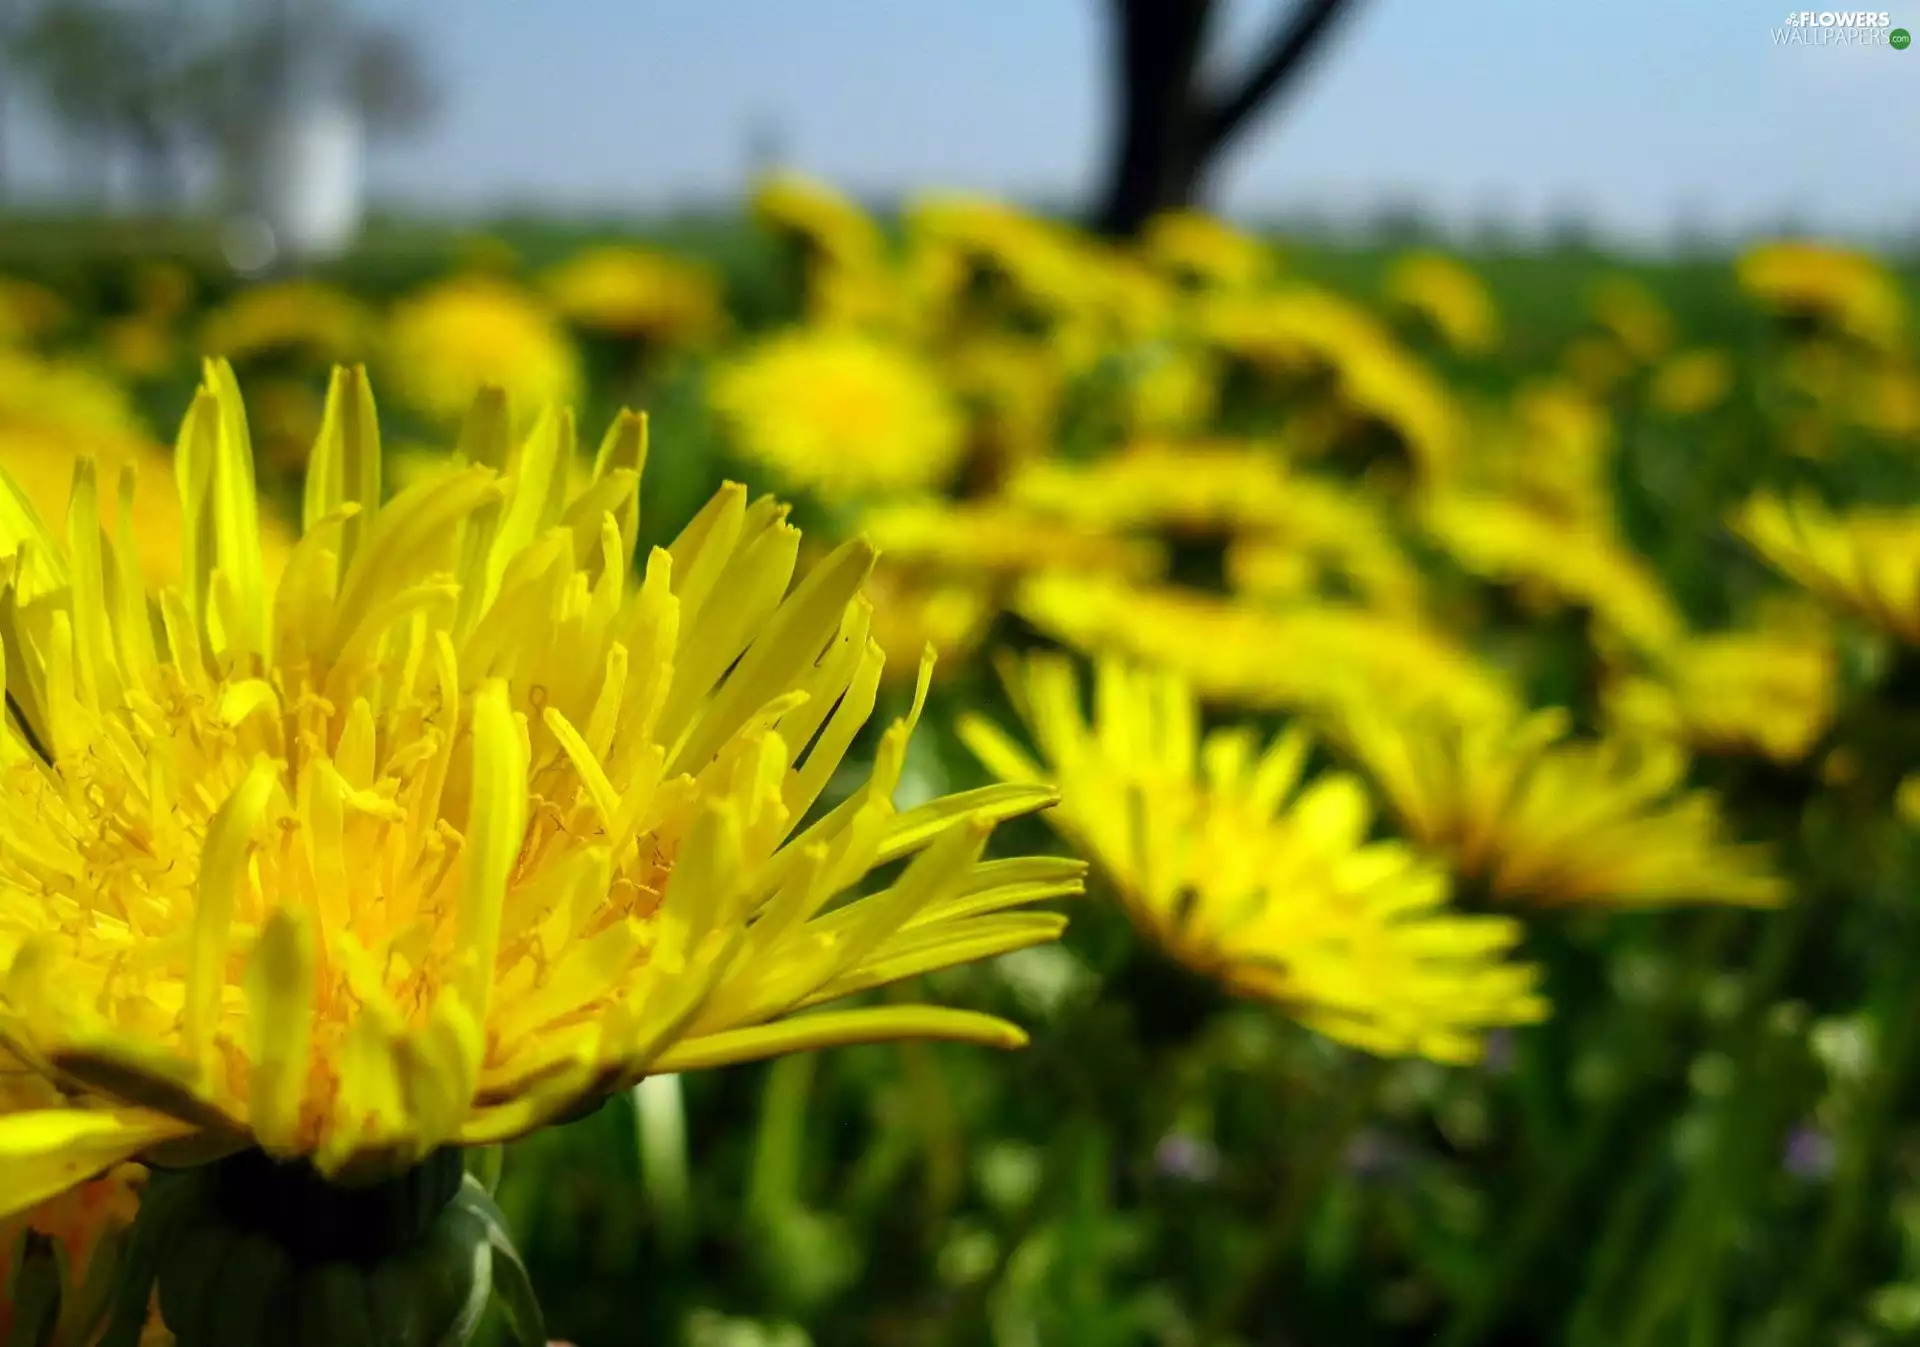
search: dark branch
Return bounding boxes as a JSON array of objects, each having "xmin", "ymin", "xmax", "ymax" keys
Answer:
[{"xmin": 1201, "ymin": 0, "xmax": 1362, "ymax": 152}]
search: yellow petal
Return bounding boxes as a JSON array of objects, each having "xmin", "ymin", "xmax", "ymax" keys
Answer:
[
  {"xmin": 186, "ymin": 758, "xmax": 280, "ymax": 1062},
  {"xmin": 458, "ymin": 680, "xmax": 530, "ymax": 1018},
  {"xmin": 0, "ymin": 1108, "xmax": 190, "ymax": 1220},
  {"xmin": 649, "ymin": 1006, "xmax": 1029, "ymax": 1074},
  {"xmin": 246, "ymin": 905, "xmax": 316, "ymax": 1154}
]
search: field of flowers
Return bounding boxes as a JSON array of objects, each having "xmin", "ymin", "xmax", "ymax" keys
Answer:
[{"xmin": 2, "ymin": 179, "xmax": 1919, "ymax": 1347}]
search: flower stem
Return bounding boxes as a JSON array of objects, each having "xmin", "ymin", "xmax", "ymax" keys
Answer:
[{"xmin": 1195, "ymin": 1058, "xmax": 1382, "ymax": 1345}]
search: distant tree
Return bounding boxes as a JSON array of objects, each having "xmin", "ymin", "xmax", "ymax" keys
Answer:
[
  {"xmin": 4, "ymin": 0, "xmax": 433, "ymax": 212},
  {"xmin": 1090, "ymin": 0, "xmax": 1365, "ymax": 237}
]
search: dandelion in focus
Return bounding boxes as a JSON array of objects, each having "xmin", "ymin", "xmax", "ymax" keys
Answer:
[{"xmin": 0, "ymin": 363, "xmax": 1081, "ymax": 1224}]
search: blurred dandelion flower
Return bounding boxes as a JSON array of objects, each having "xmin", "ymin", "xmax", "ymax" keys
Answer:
[
  {"xmin": 1008, "ymin": 441, "xmax": 1299, "ymax": 538},
  {"xmin": 753, "ymin": 175, "xmax": 907, "ymax": 334},
  {"xmin": 1141, "ymin": 211, "xmax": 1273, "ymax": 292},
  {"xmin": 1200, "ymin": 289, "xmax": 1461, "ymax": 482},
  {"xmin": 1225, "ymin": 492, "xmax": 1426, "ymax": 617},
  {"xmin": 1588, "ymin": 277, "xmax": 1674, "ymax": 366},
  {"xmin": 1649, "ymin": 348, "xmax": 1735, "ymax": 418},
  {"xmin": 0, "ymin": 350, "xmax": 146, "ymax": 442},
  {"xmin": 1015, "ymin": 573, "xmax": 1517, "ymax": 722},
  {"xmin": 1734, "ymin": 493, "xmax": 1920, "ymax": 644},
  {"xmin": 1462, "ymin": 380, "xmax": 1616, "ymax": 525},
  {"xmin": 859, "ymin": 498, "xmax": 1158, "ymax": 579},
  {"xmin": 0, "ymin": 350, "xmax": 295, "ymax": 589},
  {"xmin": 753, "ymin": 174, "xmax": 887, "ymax": 274},
  {"xmin": 543, "ymin": 246, "xmax": 726, "ymax": 347},
  {"xmin": 711, "ymin": 330, "xmax": 964, "ymax": 499},
  {"xmin": 907, "ymin": 194, "xmax": 1100, "ymax": 330},
  {"xmin": 386, "ymin": 276, "xmax": 581, "ymax": 426},
  {"xmin": 1329, "ymin": 702, "xmax": 1786, "ymax": 908},
  {"xmin": 99, "ymin": 317, "xmax": 178, "ymax": 381},
  {"xmin": 1382, "ymin": 252, "xmax": 1500, "ymax": 355},
  {"xmin": 859, "ymin": 564, "xmax": 997, "ymax": 688},
  {"xmin": 200, "ymin": 280, "xmax": 375, "ymax": 368},
  {"xmin": 962, "ymin": 656, "xmax": 1548, "ymax": 1063},
  {"xmin": 1738, "ymin": 240, "xmax": 1906, "ymax": 353},
  {"xmin": 943, "ymin": 334, "xmax": 1067, "ymax": 469},
  {"xmin": 1603, "ymin": 627, "xmax": 1836, "ymax": 763},
  {"xmin": 856, "ymin": 499, "xmax": 1157, "ymax": 685},
  {"xmin": 0, "ymin": 361, "xmax": 1080, "ymax": 1214},
  {"xmin": 0, "ymin": 278, "xmax": 68, "ymax": 348},
  {"xmin": 1422, "ymin": 492, "xmax": 1685, "ymax": 656}
]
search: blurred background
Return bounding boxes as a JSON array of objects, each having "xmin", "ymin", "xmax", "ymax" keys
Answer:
[{"xmin": 3, "ymin": 4, "xmax": 1920, "ymax": 1347}]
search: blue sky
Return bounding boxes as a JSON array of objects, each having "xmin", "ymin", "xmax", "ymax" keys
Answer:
[{"xmin": 8, "ymin": 0, "xmax": 1918, "ymax": 242}]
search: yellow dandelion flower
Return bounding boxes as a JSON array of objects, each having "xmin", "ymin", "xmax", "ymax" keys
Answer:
[
  {"xmin": 1382, "ymin": 252, "xmax": 1500, "ymax": 355},
  {"xmin": 1, "ymin": 1052, "xmax": 147, "ymax": 1346},
  {"xmin": 711, "ymin": 330, "xmax": 964, "ymax": 499},
  {"xmin": 1199, "ymin": 287, "xmax": 1387, "ymax": 376},
  {"xmin": 907, "ymin": 194, "xmax": 1099, "ymax": 326},
  {"xmin": 0, "ymin": 424, "xmax": 295, "ymax": 595},
  {"xmin": 0, "ymin": 278, "xmax": 67, "ymax": 348},
  {"xmin": 1561, "ymin": 333, "xmax": 1634, "ymax": 396},
  {"xmin": 1461, "ymin": 380, "xmax": 1616, "ymax": 525},
  {"xmin": 1015, "ymin": 573, "xmax": 1517, "ymax": 722},
  {"xmin": 753, "ymin": 173, "xmax": 887, "ymax": 272},
  {"xmin": 543, "ymin": 245, "xmax": 726, "ymax": 346},
  {"xmin": 1737, "ymin": 239, "xmax": 1906, "ymax": 353},
  {"xmin": 1329, "ymin": 701, "xmax": 1786, "ymax": 909},
  {"xmin": 1589, "ymin": 277, "xmax": 1674, "ymax": 365},
  {"xmin": 1897, "ymin": 774, "xmax": 1920, "ymax": 828},
  {"xmin": 857, "ymin": 500, "xmax": 1156, "ymax": 685},
  {"xmin": 961, "ymin": 655, "xmax": 1548, "ymax": 1063},
  {"xmin": 1140, "ymin": 211, "xmax": 1273, "ymax": 292},
  {"xmin": 945, "ymin": 334, "xmax": 1067, "ymax": 470},
  {"xmin": 1225, "ymin": 488, "xmax": 1426, "ymax": 616},
  {"xmin": 1733, "ymin": 492, "xmax": 1920, "ymax": 643},
  {"xmin": 1078, "ymin": 246, "xmax": 1180, "ymax": 343},
  {"xmin": 1603, "ymin": 627, "xmax": 1836, "ymax": 763},
  {"xmin": 1008, "ymin": 441, "xmax": 1298, "ymax": 537},
  {"xmin": 1422, "ymin": 493, "xmax": 1685, "ymax": 656},
  {"xmin": 200, "ymin": 280, "xmax": 376, "ymax": 368},
  {"xmin": 385, "ymin": 276, "xmax": 581, "ymax": 426},
  {"xmin": 0, "ymin": 351, "xmax": 296, "ymax": 590},
  {"xmin": 1200, "ymin": 290, "xmax": 1461, "ymax": 480},
  {"xmin": 859, "ymin": 498, "xmax": 1159, "ymax": 579},
  {"xmin": 752, "ymin": 175, "xmax": 905, "ymax": 332},
  {"xmin": 1121, "ymin": 344, "xmax": 1219, "ymax": 438},
  {"xmin": 130, "ymin": 262, "xmax": 197, "ymax": 323},
  {"xmin": 99, "ymin": 316, "xmax": 178, "ymax": 381},
  {"xmin": 0, "ymin": 350, "xmax": 146, "ymax": 443},
  {"xmin": 861, "ymin": 562, "xmax": 997, "ymax": 687},
  {"xmin": 1852, "ymin": 362, "xmax": 1920, "ymax": 440},
  {"xmin": 0, "ymin": 362, "xmax": 1080, "ymax": 1213},
  {"xmin": 1649, "ymin": 348, "xmax": 1735, "ymax": 418}
]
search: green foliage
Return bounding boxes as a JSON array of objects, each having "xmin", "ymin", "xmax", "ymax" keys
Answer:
[{"xmin": 6, "ymin": 211, "xmax": 1920, "ymax": 1347}]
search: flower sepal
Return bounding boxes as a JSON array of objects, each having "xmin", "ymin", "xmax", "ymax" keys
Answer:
[{"xmin": 98, "ymin": 1150, "xmax": 546, "ymax": 1347}]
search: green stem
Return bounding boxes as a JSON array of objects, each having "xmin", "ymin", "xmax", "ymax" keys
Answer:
[
  {"xmin": 1773, "ymin": 984, "xmax": 1920, "ymax": 1336},
  {"xmin": 1437, "ymin": 911, "xmax": 1754, "ymax": 1347},
  {"xmin": 1195, "ymin": 1059, "xmax": 1382, "ymax": 1345}
]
